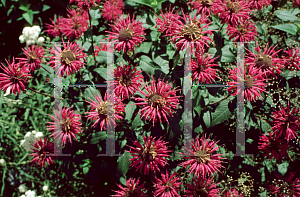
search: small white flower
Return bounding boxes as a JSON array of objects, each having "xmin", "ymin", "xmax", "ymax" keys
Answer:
[
  {"xmin": 31, "ymin": 130, "xmax": 37, "ymax": 135},
  {"xmin": 32, "ymin": 26, "xmax": 41, "ymax": 33},
  {"xmin": 25, "ymin": 190, "xmax": 36, "ymax": 197},
  {"xmin": 25, "ymin": 132, "xmax": 34, "ymax": 140},
  {"xmin": 3, "ymin": 86, "xmax": 11, "ymax": 97},
  {"xmin": 26, "ymin": 40, "xmax": 33, "ymax": 45},
  {"xmin": 37, "ymin": 37, "xmax": 45, "ymax": 44},
  {"xmin": 19, "ymin": 35, "xmax": 25, "ymax": 43},
  {"xmin": 22, "ymin": 27, "xmax": 31, "ymax": 36},
  {"xmin": 0, "ymin": 159, "xmax": 6, "ymax": 166},
  {"xmin": 20, "ymin": 195, "xmax": 26, "ymax": 197},
  {"xmin": 18, "ymin": 184, "xmax": 26, "ymax": 193},
  {"xmin": 20, "ymin": 139, "xmax": 26, "ymax": 147},
  {"xmin": 42, "ymin": 185, "xmax": 48, "ymax": 192},
  {"xmin": 35, "ymin": 132, "xmax": 43, "ymax": 140}
]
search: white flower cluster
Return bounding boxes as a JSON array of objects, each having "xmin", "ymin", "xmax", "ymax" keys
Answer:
[
  {"xmin": 19, "ymin": 26, "xmax": 45, "ymax": 45},
  {"xmin": 20, "ymin": 130, "xmax": 44, "ymax": 152},
  {"xmin": 20, "ymin": 190, "xmax": 41, "ymax": 197}
]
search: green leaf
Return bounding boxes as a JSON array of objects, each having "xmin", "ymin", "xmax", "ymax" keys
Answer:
[
  {"xmin": 278, "ymin": 162, "xmax": 289, "ymax": 176},
  {"xmin": 290, "ymin": 8, "xmax": 300, "ymax": 15},
  {"xmin": 1, "ymin": 0, "xmax": 6, "ymax": 7},
  {"xmin": 94, "ymin": 68, "xmax": 108, "ymax": 80},
  {"xmin": 150, "ymin": 31, "xmax": 159, "ymax": 41},
  {"xmin": 203, "ymin": 111, "xmax": 211, "ymax": 128},
  {"xmin": 125, "ymin": 101, "xmax": 137, "ymax": 121},
  {"xmin": 281, "ymin": 69, "xmax": 297, "ymax": 80},
  {"xmin": 89, "ymin": 9, "xmax": 100, "ymax": 26},
  {"xmin": 91, "ymin": 132, "xmax": 107, "ymax": 144},
  {"xmin": 121, "ymin": 139, "xmax": 127, "ymax": 149},
  {"xmin": 120, "ymin": 177, "xmax": 127, "ymax": 186},
  {"xmin": 83, "ymin": 167, "xmax": 89, "ymax": 175},
  {"xmin": 132, "ymin": 113, "xmax": 143, "ymax": 129},
  {"xmin": 211, "ymin": 100, "xmax": 232, "ymax": 127},
  {"xmin": 256, "ymin": 22, "xmax": 268, "ymax": 35},
  {"xmin": 271, "ymin": 24, "xmax": 297, "ymax": 35},
  {"xmin": 154, "ymin": 56, "xmax": 169, "ymax": 74},
  {"xmin": 117, "ymin": 152, "xmax": 132, "ymax": 176},
  {"xmin": 275, "ymin": 10, "xmax": 300, "ymax": 21},
  {"xmin": 260, "ymin": 119, "xmax": 271, "ymax": 133},
  {"xmin": 19, "ymin": 4, "xmax": 30, "ymax": 11},
  {"xmin": 139, "ymin": 55, "xmax": 155, "ymax": 74},
  {"xmin": 83, "ymin": 86, "xmax": 99, "ymax": 101},
  {"xmin": 136, "ymin": 42, "xmax": 152, "ymax": 54},
  {"xmin": 42, "ymin": 4, "xmax": 50, "ymax": 11},
  {"xmin": 22, "ymin": 10, "xmax": 33, "ymax": 25},
  {"xmin": 221, "ymin": 45, "xmax": 235, "ymax": 63}
]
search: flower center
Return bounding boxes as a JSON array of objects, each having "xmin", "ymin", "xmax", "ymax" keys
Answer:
[
  {"xmin": 181, "ymin": 22, "xmax": 202, "ymax": 41},
  {"xmin": 227, "ymin": 1, "xmax": 240, "ymax": 13},
  {"xmin": 194, "ymin": 148, "xmax": 211, "ymax": 164},
  {"xmin": 10, "ymin": 76, "xmax": 21, "ymax": 84},
  {"xmin": 125, "ymin": 190, "xmax": 139, "ymax": 197},
  {"xmin": 61, "ymin": 49, "xmax": 76, "ymax": 65},
  {"xmin": 142, "ymin": 145, "xmax": 157, "ymax": 162},
  {"xmin": 61, "ymin": 118, "xmax": 71, "ymax": 133},
  {"xmin": 200, "ymin": 0, "xmax": 213, "ymax": 6},
  {"xmin": 96, "ymin": 101, "xmax": 114, "ymax": 119},
  {"xmin": 194, "ymin": 186, "xmax": 208, "ymax": 197},
  {"xmin": 148, "ymin": 94, "xmax": 166, "ymax": 108},
  {"xmin": 240, "ymin": 26, "xmax": 248, "ymax": 35},
  {"xmin": 255, "ymin": 54, "xmax": 272, "ymax": 69},
  {"xmin": 118, "ymin": 28, "xmax": 134, "ymax": 42},
  {"xmin": 245, "ymin": 75, "xmax": 253, "ymax": 89},
  {"xmin": 119, "ymin": 75, "xmax": 132, "ymax": 86},
  {"xmin": 198, "ymin": 63, "xmax": 206, "ymax": 72},
  {"xmin": 27, "ymin": 51, "xmax": 37, "ymax": 64}
]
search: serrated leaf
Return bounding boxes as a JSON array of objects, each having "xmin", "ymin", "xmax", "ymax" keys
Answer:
[
  {"xmin": 211, "ymin": 100, "xmax": 232, "ymax": 127},
  {"xmin": 125, "ymin": 101, "xmax": 137, "ymax": 121},
  {"xmin": 117, "ymin": 152, "xmax": 132, "ymax": 175},
  {"xmin": 275, "ymin": 10, "xmax": 300, "ymax": 21},
  {"xmin": 91, "ymin": 132, "xmax": 107, "ymax": 144},
  {"xmin": 271, "ymin": 24, "xmax": 297, "ymax": 35},
  {"xmin": 278, "ymin": 162, "xmax": 289, "ymax": 176}
]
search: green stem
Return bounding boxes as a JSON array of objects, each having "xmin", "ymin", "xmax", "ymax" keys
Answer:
[
  {"xmin": 27, "ymin": 87, "xmax": 62, "ymax": 100},
  {"xmin": 88, "ymin": 10, "xmax": 96, "ymax": 64}
]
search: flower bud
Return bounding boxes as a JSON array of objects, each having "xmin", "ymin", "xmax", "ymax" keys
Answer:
[
  {"xmin": 42, "ymin": 185, "xmax": 48, "ymax": 192},
  {"xmin": 37, "ymin": 37, "xmax": 45, "ymax": 44},
  {"xmin": 19, "ymin": 35, "xmax": 25, "ymax": 43},
  {"xmin": 0, "ymin": 159, "xmax": 6, "ymax": 166},
  {"xmin": 35, "ymin": 132, "xmax": 43, "ymax": 140},
  {"xmin": 18, "ymin": 184, "xmax": 26, "ymax": 193}
]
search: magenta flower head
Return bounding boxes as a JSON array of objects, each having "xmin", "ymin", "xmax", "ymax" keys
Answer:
[
  {"xmin": 17, "ymin": 44, "xmax": 45, "ymax": 71},
  {"xmin": 191, "ymin": 51, "xmax": 220, "ymax": 84},
  {"xmin": 133, "ymin": 77, "xmax": 181, "ymax": 127},
  {"xmin": 100, "ymin": 0, "xmax": 124, "ymax": 22},
  {"xmin": 184, "ymin": 175, "xmax": 221, "ymax": 197},
  {"xmin": 48, "ymin": 40, "xmax": 87, "ymax": 77},
  {"xmin": 69, "ymin": 0, "xmax": 100, "ymax": 10},
  {"xmin": 179, "ymin": 134, "xmax": 226, "ymax": 178},
  {"xmin": 47, "ymin": 107, "xmax": 82, "ymax": 146},
  {"xmin": 227, "ymin": 65, "xmax": 266, "ymax": 102},
  {"xmin": 226, "ymin": 18, "xmax": 257, "ymax": 42},
  {"xmin": 246, "ymin": 0, "xmax": 271, "ymax": 10},
  {"xmin": 85, "ymin": 92, "xmax": 125, "ymax": 130},
  {"xmin": 94, "ymin": 43, "xmax": 108, "ymax": 56},
  {"xmin": 112, "ymin": 178, "xmax": 147, "ymax": 197},
  {"xmin": 282, "ymin": 46, "xmax": 300, "ymax": 71},
  {"xmin": 212, "ymin": 0, "xmax": 251, "ymax": 26},
  {"xmin": 106, "ymin": 14, "xmax": 146, "ymax": 53},
  {"xmin": 29, "ymin": 137, "xmax": 56, "ymax": 168},
  {"xmin": 294, "ymin": 0, "xmax": 300, "ymax": 8},
  {"xmin": 108, "ymin": 62, "xmax": 144, "ymax": 100},
  {"xmin": 154, "ymin": 7, "xmax": 181, "ymax": 34},
  {"xmin": 166, "ymin": 12, "xmax": 214, "ymax": 54},
  {"xmin": 129, "ymin": 135, "xmax": 170, "ymax": 175},
  {"xmin": 153, "ymin": 171, "xmax": 182, "ymax": 197},
  {"xmin": 0, "ymin": 58, "xmax": 31, "ymax": 95},
  {"xmin": 188, "ymin": 0, "xmax": 214, "ymax": 16},
  {"xmin": 270, "ymin": 102, "xmax": 300, "ymax": 142},
  {"xmin": 245, "ymin": 41, "xmax": 284, "ymax": 78},
  {"xmin": 258, "ymin": 131, "xmax": 289, "ymax": 162},
  {"xmin": 45, "ymin": 15, "xmax": 62, "ymax": 38},
  {"xmin": 268, "ymin": 172, "xmax": 300, "ymax": 197},
  {"xmin": 222, "ymin": 188, "xmax": 244, "ymax": 197}
]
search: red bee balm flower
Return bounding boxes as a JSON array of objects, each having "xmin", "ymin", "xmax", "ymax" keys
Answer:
[
  {"xmin": 188, "ymin": 0, "xmax": 215, "ymax": 16},
  {"xmin": 184, "ymin": 176, "xmax": 221, "ymax": 197},
  {"xmin": 112, "ymin": 178, "xmax": 147, "ymax": 197},
  {"xmin": 166, "ymin": 13, "xmax": 213, "ymax": 54},
  {"xmin": 153, "ymin": 171, "xmax": 182, "ymax": 197},
  {"xmin": 179, "ymin": 134, "xmax": 226, "ymax": 178},
  {"xmin": 212, "ymin": 0, "xmax": 251, "ymax": 26},
  {"xmin": 85, "ymin": 92, "xmax": 125, "ymax": 130},
  {"xmin": 222, "ymin": 188, "xmax": 244, "ymax": 197},
  {"xmin": 69, "ymin": 0, "xmax": 100, "ymax": 10},
  {"xmin": 94, "ymin": 43, "xmax": 108, "ymax": 56},
  {"xmin": 191, "ymin": 51, "xmax": 220, "ymax": 84},
  {"xmin": 106, "ymin": 15, "xmax": 146, "ymax": 53},
  {"xmin": 133, "ymin": 77, "xmax": 181, "ymax": 126},
  {"xmin": 47, "ymin": 107, "xmax": 82, "ymax": 146},
  {"xmin": 100, "ymin": 0, "xmax": 124, "ymax": 22},
  {"xmin": 0, "ymin": 58, "xmax": 31, "ymax": 95},
  {"xmin": 17, "ymin": 44, "xmax": 45, "ymax": 71},
  {"xmin": 258, "ymin": 131, "xmax": 289, "ymax": 161},
  {"xmin": 110, "ymin": 63, "xmax": 144, "ymax": 99},
  {"xmin": 227, "ymin": 65, "xmax": 266, "ymax": 102},
  {"xmin": 155, "ymin": 7, "xmax": 181, "ymax": 34},
  {"xmin": 246, "ymin": 0, "xmax": 271, "ymax": 10},
  {"xmin": 270, "ymin": 103, "xmax": 300, "ymax": 142},
  {"xmin": 45, "ymin": 15, "xmax": 62, "ymax": 37},
  {"xmin": 245, "ymin": 42, "xmax": 283, "ymax": 78},
  {"xmin": 282, "ymin": 46, "xmax": 300, "ymax": 71},
  {"xmin": 129, "ymin": 136, "xmax": 170, "ymax": 175},
  {"xmin": 268, "ymin": 172, "xmax": 300, "ymax": 197},
  {"xmin": 48, "ymin": 41, "xmax": 87, "ymax": 77},
  {"xmin": 29, "ymin": 138, "xmax": 55, "ymax": 168},
  {"xmin": 226, "ymin": 18, "xmax": 257, "ymax": 42}
]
